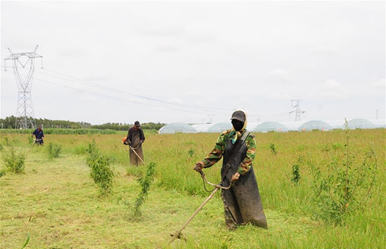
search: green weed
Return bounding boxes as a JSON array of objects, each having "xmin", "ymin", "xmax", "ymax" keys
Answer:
[
  {"xmin": 134, "ymin": 162, "xmax": 156, "ymax": 217},
  {"xmin": 86, "ymin": 141, "xmax": 115, "ymax": 196},
  {"xmin": 21, "ymin": 234, "xmax": 30, "ymax": 249},
  {"xmin": 73, "ymin": 144, "xmax": 87, "ymax": 155},
  {"xmin": 269, "ymin": 143, "xmax": 277, "ymax": 155},
  {"xmin": 291, "ymin": 156, "xmax": 303, "ymax": 184},
  {"xmin": 47, "ymin": 142, "xmax": 62, "ymax": 160},
  {"xmin": 188, "ymin": 149, "xmax": 195, "ymax": 157},
  {"xmin": 2, "ymin": 145, "xmax": 26, "ymax": 174},
  {"xmin": 309, "ymin": 132, "xmax": 378, "ymax": 224}
]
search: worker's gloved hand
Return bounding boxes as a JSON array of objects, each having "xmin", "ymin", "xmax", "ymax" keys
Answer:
[
  {"xmin": 231, "ymin": 172, "xmax": 240, "ymax": 182},
  {"xmin": 194, "ymin": 162, "xmax": 204, "ymax": 172}
]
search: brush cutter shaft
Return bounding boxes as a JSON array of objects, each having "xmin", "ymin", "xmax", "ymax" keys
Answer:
[
  {"xmin": 129, "ymin": 146, "xmax": 144, "ymax": 163},
  {"xmin": 170, "ymin": 187, "xmax": 219, "ymax": 244},
  {"xmin": 169, "ymin": 170, "xmax": 234, "ymax": 244}
]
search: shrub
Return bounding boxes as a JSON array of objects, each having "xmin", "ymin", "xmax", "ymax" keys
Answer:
[
  {"xmin": 86, "ymin": 140, "xmax": 99, "ymax": 155},
  {"xmin": 291, "ymin": 156, "xmax": 303, "ymax": 184},
  {"xmin": 73, "ymin": 145, "xmax": 87, "ymax": 155},
  {"xmin": 47, "ymin": 143, "xmax": 62, "ymax": 160},
  {"xmin": 86, "ymin": 141, "xmax": 114, "ymax": 196},
  {"xmin": 134, "ymin": 162, "xmax": 156, "ymax": 217},
  {"xmin": 308, "ymin": 125, "xmax": 378, "ymax": 224},
  {"xmin": 2, "ymin": 146, "xmax": 26, "ymax": 174}
]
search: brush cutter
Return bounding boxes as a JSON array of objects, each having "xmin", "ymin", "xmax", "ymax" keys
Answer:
[
  {"xmin": 129, "ymin": 145, "xmax": 144, "ymax": 163},
  {"xmin": 169, "ymin": 170, "xmax": 232, "ymax": 244},
  {"xmin": 32, "ymin": 138, "xmax": 43, "ymax": 146}
]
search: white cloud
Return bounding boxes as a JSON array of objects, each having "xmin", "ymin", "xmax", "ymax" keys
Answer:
[
  {"xmin": 268, "ymin": 93, "xmax": 291, "ymax": 100},
  {"xmin": 318, "ymin": 79, "xmax": 347, "ymax": 99},
  {"xmin": 193, "ymin": 100, "xmax": 206, "ymax": 107},
  {"xmin": 268, "ymin": 69, "xmax": 289, "ymax": 82},
  {"xmin": 323, "ymin": 79, "xmax": 341, "ymax": 90},
  {"xmin": 312, "ymin": 45, "xmax": 339, "ymax": 56},
  {"xmin": 371, "ymin": 79, "xmax": 385, "ymax": 89}
]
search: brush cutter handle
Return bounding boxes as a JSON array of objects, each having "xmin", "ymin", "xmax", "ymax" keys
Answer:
[
  {"xmin": 198, "ymin": 169, "xmax": 232, "ymax": 190},
  {"xmin": 198, "ymin": 169, "xmax": 205, "ymax": 178}
]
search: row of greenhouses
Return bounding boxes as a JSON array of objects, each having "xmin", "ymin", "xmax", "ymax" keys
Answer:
[{"xmin": 158, "ymin": 118, "xmax": 385, "ymax": 134}]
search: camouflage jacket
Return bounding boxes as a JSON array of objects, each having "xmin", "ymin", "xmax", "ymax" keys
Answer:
[{"xmin": 200, "ymin": 129, "xmax": 256, "ymax": 175}]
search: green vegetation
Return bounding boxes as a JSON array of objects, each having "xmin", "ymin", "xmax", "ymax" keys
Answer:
[
  {"xmin": 0, "ymin": 129, "xmax": 384, "ymax": 248},
  {"xmin": 86, "ymin": 141, "xmax": 115, "ymax": 196},
  {"xmin": 0, "ymin": 128, "xmax": 117, "ymax": 135},
  {"xmin": 309, "ymin": 145, "xmax": 378, "ymax": 224},
  {"xmin": 269, "ymin": 143, "xmax": 277, "ymax": 156},
  {"xmin": 134, "ymin": 162, "xmax": 156, "ymax": 217},
  {"xmin": 47, "ymin": 143, "xmax": 62, "ymax": 160},
  {"xmin": 0, "ymin": 115, "xmax": 165, "ymax": 131},
  {"xmin": 2, "ymin": 145, "xmax": 26, "ymax": 174}
]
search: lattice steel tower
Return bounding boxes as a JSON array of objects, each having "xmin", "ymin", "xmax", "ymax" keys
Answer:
[
  {"xmin": 4, "ymin": 45, "xmax": 43, "ymax": 129},
  {"xmin": 290, "ymin": 99, "xmax": 305, "ymax": 121}
]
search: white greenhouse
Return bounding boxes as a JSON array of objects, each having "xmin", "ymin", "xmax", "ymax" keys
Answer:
[
  {"xmin": 160, "ymin": 118, "xmax": 384, "ymax": 134},
  {"xmin": 207, "ymin": 122, "xmax": 233, "ymax": 133},
  {"xmin": 253, "ymin": 122, "xmax": 289, "ymax": 133},
  {"xmin": 298, "ymin": 120, "xmax": 333, "ymax": 131},
  {"xmin": 158, "ymin": 123, "xmax": 197, "ymax": 134},
  {"xmin": 347, "ymin": 118, "xmax": 376, "ymax": 129}
]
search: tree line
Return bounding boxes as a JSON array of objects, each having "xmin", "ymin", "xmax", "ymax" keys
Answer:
[{"xmin": 0, "ymin": 116, "xmax": 165, "ymax": 131}]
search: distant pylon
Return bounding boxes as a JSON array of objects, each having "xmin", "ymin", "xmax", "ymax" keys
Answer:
[
  {"xmin": 290, "ymin": 99, "xmax": 305, "ymax": 121},
  {"xmin": 4, "ymin": 45, "xmax": 43, "ymax": 129}
]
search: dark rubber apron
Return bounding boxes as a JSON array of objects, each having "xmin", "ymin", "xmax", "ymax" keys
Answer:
[{"xmin": 221, "ymin": 134, "xmax": 268, "ymax": 229}]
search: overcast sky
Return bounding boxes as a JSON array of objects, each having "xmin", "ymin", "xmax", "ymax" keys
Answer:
[{"xmin": 1, "ymin": 0, "xmax": 385, "ymax": 125}]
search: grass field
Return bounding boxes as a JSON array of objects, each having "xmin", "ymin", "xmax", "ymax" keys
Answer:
[{"xmin": 0, "ymin": 129, "xmax": 385, "ymax": 248}]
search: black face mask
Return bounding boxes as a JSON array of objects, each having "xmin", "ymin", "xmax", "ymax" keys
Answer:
[{"xmin": 232, "ymin": 119, "xmax": 244, "ymax": 131}]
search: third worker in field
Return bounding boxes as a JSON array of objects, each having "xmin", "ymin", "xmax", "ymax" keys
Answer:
[
  {"xmin": 194, "ymin": 110, "xmax": 268, "ymax": 230},
  {"xmin": 126, "ymin": 121, "xmax": 145, "ymax": 165}
]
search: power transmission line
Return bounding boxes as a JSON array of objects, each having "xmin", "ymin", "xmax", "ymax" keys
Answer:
[
  {"xmin": 4, "ymin": 66, "xmax": 296, "ymax": 120},
  {"xmin": 40, "ymin": 68, "xmax": 232, "ymax": 114}
]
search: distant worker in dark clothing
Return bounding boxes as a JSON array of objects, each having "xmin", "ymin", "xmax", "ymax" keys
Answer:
[
  {"xmin": 32, "ymin": 125, "xmax": 44, "ymax": 145},
  {"xmin": 126, "ymin": 121, "xmax": 145, "ymax": 165}
]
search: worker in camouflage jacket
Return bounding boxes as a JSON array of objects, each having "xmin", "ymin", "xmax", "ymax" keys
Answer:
[{"xmin": 194, "ymin": 110, "xmax": 268, "ymax": 230}]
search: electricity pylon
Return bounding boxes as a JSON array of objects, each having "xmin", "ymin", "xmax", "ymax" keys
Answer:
[
  {"xmin": 290, "ymin": 99, "xmax": 305, "ymax": 121},
  {"xmin": 4, "ymin": 45, "xmax": 43, "ymax": 129}
]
